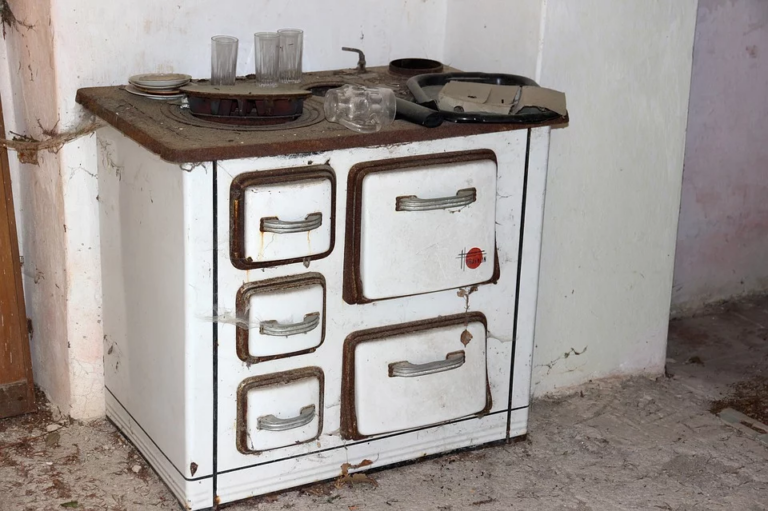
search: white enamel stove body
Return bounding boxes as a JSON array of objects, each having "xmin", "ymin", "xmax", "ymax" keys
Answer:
[{"xmin": 98, "ymin": 126, "xmax": 552, "ymax": 510}]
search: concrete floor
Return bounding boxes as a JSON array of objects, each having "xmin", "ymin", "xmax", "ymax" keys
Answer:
[{"xmin": 2, "ymin": 297, "xmax": 767, "ymax": 511}]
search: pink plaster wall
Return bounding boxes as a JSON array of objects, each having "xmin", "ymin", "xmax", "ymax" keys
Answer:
[{"xmin": 673, "ymin": 0, "xmax": 768, "ymax": 313}]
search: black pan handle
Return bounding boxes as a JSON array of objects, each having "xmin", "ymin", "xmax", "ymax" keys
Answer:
[{"xmin": 395, "ymin": 98, "xmax": 443, "ymax": 128}]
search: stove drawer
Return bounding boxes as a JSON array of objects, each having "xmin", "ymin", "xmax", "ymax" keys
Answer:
[
  {"xmin": 341, "ymin": 313, "xmax": 491, "ymax": 439},
  {"xmin": 230, "ymin": 166, "xmax": 336, "ymax": 269},
  {"xmin": 236, "ymin": 273, "xmax": 325, "ymax": 363},
  {"xmin": 344, "ymin": 151, "xmax": 498, "ymax": 303},
  {"xmin": 236, "ymin": 367, "xmax": 324, "ymax": 454}
]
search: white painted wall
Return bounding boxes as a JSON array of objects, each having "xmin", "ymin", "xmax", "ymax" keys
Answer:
[
  {"xmin": 445, "ymin": 0, "xmax": 699, "ymax": 395},
  {"xmin": 528, "ymin": 1, "xmax": 698, "ymax": 394},
  {"xmin": 444, "ymin": 0, "xmax": 543, "ymax": 78},
  {"xmin": 2, "ymin": 0, "xmax": 698, "ymax": 416},
  {"xmin": 672, "ymin": 0, "xmax": 768, "ymax": 315}
]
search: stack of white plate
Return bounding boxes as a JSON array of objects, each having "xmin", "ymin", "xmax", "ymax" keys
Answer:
[{"xmin": 125, "ymin": 73, "xmax": 191, "ymax": 101}]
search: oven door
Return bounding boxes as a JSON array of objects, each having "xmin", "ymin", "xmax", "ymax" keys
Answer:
[
  {"xmin": 344, "ymin": 150, "xmax": 498, "ymax": 303},
  {"xmin": 341, "ymin": 313, "xmax": 491, "ymax": 439}
]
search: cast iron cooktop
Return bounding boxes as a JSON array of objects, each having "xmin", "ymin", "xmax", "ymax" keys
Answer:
[{"xmin": 76, "ymin": 66, "xmax": 568, "ymax": 163}]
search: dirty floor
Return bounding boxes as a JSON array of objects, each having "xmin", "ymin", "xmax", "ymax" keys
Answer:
[{"xmin": 2, "ymin": 296, "xmax": 768, "ymax": 511}]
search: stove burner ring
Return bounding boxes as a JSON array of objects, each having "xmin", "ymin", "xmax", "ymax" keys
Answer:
[{"xmin": 160, "ymin": 99, "xmax": 324, "ymax": 131}]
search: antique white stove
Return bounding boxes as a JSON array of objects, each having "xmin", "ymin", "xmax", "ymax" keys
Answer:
[{"xmin": 78, "ymin": 67, "xmax": 565, "ymax": 510}]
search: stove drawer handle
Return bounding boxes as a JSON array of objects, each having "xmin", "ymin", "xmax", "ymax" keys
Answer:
[
  {"xmin": 259, "ymin": 312, "xmax": 320, "ymax": 336},
  {"xmin": 261, "ymin": 212, "xmax": 322, "ymax": 234},
  {"xmin": 388, "ymin": 351, "xmax": 465, "ymax": 378},
  {"xmin": 257, "ymin": 405, "xmax": 316, "ymax": 432},
  {"xmin": 396, "ymin": 188, "xmax": 476, "ymax": 212}
]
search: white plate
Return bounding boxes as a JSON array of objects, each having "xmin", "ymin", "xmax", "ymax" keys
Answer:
[
  {"xmin": 124, "ymin": 84, "xmax": 186, "ymax": 101},
  {"xmin": 128, "ymin": 73, "xmax": 191, "ymax": 89},
  {"xmin": 128, "ymin": 81, "xmax": 187, "ymax": 92},
  {"xmin": 128, "ymin": 80, "xmax": 189, "ymax": 91}
]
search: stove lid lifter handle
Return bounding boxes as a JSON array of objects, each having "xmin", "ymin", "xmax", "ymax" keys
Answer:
[{"xmin": 341, "ymin": 47, "xmax": 367, "ymax": 73}]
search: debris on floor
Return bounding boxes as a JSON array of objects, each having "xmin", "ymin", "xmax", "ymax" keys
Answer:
[
  {"xmin": 710, "ymin": 376, "xmax": 768, "ymax": 424},
  {"xmin": 335, "ymin": 459, "xmax": 378, "ymax": 489}
]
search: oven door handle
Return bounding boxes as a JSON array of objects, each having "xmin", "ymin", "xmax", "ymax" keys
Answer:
[
  {"xmin": 388, "ymin": 351, "xmax": 465, "ymax": 377},
  {"xmin": 257, "ymin": 405, "xmax": 316, "ymax": 432},
  {"xmin": 260, "ymin": 212, "xmax": 322, "ymax": 234},
  {"xmin": 396, "ymin": 188, "xmax": 476, "ymax": 211},
  {"xmin": 259, "ymin": 312, "xmax": 320, "ymax": 336}
]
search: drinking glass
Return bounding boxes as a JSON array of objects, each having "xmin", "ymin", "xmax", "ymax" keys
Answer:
[
  {"xmin": 278, "ymin": 29, "xmax": 303, "ymax": 84},
  {"xmin": 254, "ymin": 32, "xmax": 280, "ymax": 87},
  {"xmin": 211, "ymin": 36, "xmax": 238, "ymax": 86},
  {"xmin": 324, "ymin": 85, "xmax": 396, "ymax": 133}
]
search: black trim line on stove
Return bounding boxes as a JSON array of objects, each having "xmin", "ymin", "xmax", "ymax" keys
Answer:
[
  {"xmin": 105, "ymin": 386, "xmax": 212, "ymax": 482},
  {"xmin": 507, "ymin": 129, "xmax": 532, "ymax": 439},
  {"xmin": 106, "ymin": 385, "xmax": 527, "ymax": 480},
  {"xmin": 212, "ymin": 161, "xmax": 220, "ymax": 508},
  {"xmin": 216, "ymin": 406, "xmax": 528, "ymax": 476}
]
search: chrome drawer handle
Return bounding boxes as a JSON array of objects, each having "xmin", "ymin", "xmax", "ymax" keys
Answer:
[
  {"xmin": 396, "ymin": 188, "xmax": 476, "ymax": 211},
  {"xmin": 388, "ymin": 351, "xmax": 465, "ymax": 378},
  {"xmin": 261, "ymin": 212, "xmax": 322, "ymax": 234},
  {"xmin": 259, "ymin": 312, "xmax": 320, "ymax": 336},
  {"xmin": 257, "ymin": 405, "xmax": 316, "ymax": 431}
]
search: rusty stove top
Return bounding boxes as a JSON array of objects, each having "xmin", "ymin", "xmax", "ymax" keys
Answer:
[{"xmin": 76, "ymin": 66, "xmax": 568, "ymax": 163}]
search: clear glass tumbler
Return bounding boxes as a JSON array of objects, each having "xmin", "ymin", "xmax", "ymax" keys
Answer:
[
  {"xmin": 254, "ymin": 32, "xmax": 280, "ymax": 87},
  {"xmin": 211, "ymin": 35, "xmax": 238, "ymax": 86},
  {"xmin": 278, "ymin": 29, "xmax": 303, "ymax": 84},
  {"xmin": 323, "ymin": 85, "xmax": 396, "ymax": 133}
]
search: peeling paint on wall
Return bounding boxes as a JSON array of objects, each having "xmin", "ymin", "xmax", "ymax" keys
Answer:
[{"xmin": 1, "ymin": 0, "xmax": 72, "ymax": 416}]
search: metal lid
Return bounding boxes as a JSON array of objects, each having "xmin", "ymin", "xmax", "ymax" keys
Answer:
[{"xmin": 389, "ymin": 58, "xmax": 444, "ymax": 76}]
